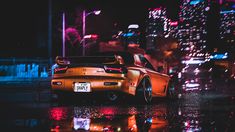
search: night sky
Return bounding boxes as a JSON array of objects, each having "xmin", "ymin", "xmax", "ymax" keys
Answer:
[{"xmin": 1, "ymin": 0, "xmax": 180, "ymax": 57}]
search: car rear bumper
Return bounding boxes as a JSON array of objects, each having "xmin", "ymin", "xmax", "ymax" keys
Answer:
[{"xmin": 51, "ymin": 77, "xmax": 129, "ymax": 94}]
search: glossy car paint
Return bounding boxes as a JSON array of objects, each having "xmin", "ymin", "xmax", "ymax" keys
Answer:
[{"xmin": 51, "ymin": 53, "xmax": 170, "ymax": 97}]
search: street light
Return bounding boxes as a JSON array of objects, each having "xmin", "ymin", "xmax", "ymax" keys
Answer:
[
  {"xmin": 82, "ymin": 10, "xmax": 101, "ymax": 56},
  {"xmin": 62, "ymin": 12, "xmax": 66, "ymax": 57}
]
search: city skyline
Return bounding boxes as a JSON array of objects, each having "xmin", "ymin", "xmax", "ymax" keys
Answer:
[{"xmin": 1, "ymin": 0, "xmax": 234, "ymax": 57}]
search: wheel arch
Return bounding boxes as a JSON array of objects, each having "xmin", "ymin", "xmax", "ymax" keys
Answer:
[{"xmin": 135, "ymin": 74, "xmax": 151, "ymax": 93}]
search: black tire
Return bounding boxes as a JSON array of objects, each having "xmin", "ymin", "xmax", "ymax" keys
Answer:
[{"xmin": 135, "ymin": 77, "xmax": 152, "ymax": 104}]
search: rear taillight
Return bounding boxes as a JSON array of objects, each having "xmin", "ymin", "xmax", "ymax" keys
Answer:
[
  {"xmin": 104, "ymin": 65, "xmax": 127, "ymax": 74},
  {"xmin": 54, "ymin": 66, "xmax": 68, "ymax": 74}
]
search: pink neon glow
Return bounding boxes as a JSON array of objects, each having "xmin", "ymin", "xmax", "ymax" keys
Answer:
[
  {"xmin": 84, "ymin": 34, "xmax": 98, "ymax": 39},
  {"xmin": 49, "ymin": 107, "xmax": 68, "ymax": 121},
  {"xmin": 153, "ymin": 8, "xmax": 162, "ymax": 11},
  {"xmin": 99, "ymin": 107, "xmax": 117, "ymax": 115},
  {"xmin": 170, "ymin": 21, "xmax": 178, "ymax": 26},
  {"xmin": 220, "ymin": 0, "xmax": 223, "ymax": 4}
]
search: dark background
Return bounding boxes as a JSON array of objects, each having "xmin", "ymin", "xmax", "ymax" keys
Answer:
[{"xmin": 4, "ymin": 0, "xmax": 225, "ymax": 58}]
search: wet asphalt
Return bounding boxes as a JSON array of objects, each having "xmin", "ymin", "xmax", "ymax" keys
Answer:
[{"xmin": 0, "ymin": 77, "xmax": 235, "ymax": 131}]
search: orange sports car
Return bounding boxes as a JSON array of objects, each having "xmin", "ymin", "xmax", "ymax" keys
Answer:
[{"xmin": 51, "ymin": 52, "xmax": 176, "ymax": 103}]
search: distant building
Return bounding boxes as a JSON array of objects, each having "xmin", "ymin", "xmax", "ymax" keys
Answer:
[
  {"xmin": 178, "ymin": 0, "xmax": 209, "ymax": 59},
  {"xmin": 169, "ymin": 21, "xmax": 179, "ymax": 39},
  {"xmin": 146, "ymin": 7, "xmax": 171, "ymax": 50},
  {"xmin": 219, "ymin": 7, "xmax": 235, "ymax": 45},
  {"xmin": 219, "ymin": 2, "xmax": 235, "ymax": 60}
]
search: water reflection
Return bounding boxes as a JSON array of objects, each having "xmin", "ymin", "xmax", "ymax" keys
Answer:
[
  {"xmin": 46, "ymin": 95, "xmax": 235, "ymax": 132},
  {"xmin": 0, "ymin": 99, "xmax": 235, "ymax": 131},
  {"xmin": 49, "ymin": 105, "xmax": 169, "ymax": 131}
]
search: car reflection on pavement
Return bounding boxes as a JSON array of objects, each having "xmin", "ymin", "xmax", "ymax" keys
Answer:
[
  {"xmin": 1, "ymin": 96, "xmax": 235, "ymax": 132},
  {"xmin": 49, "ymin": 105, "xmax": 169, "ymax": 132}
]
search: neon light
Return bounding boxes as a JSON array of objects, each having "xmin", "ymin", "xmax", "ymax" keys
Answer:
[
  {"xmin": 128, "ymin": 24, "xmax": 139, "ymax": 29},
  {"xmin": 122, "ymin": 33, "xmax": 134, "ymax": 37},
  {"xmin": 210, "ymin": 54, "xmax": 228, "ymax": 59},
  {"xmin": 84, "ymin": 34, "xmax": 98, "ymax": 39},
  {"xmin": 190, "ymin": 0, "xmax": 202, "ymax": 5},
  {"xmin": 94, "ymin": 10, "xmax": 101, "ymax": 15},
  {"xmin": 186, "ymin": 83, "xmax": 200, "ymax": 88},
  {"xmin": 205, "ymin": 7, "xmax": 210, "ymax": 11},
  {"xmin": 170, "ymin": 21, "xmax": 178, "ymax": 26},
  {"xmin": 220, "ymin": 10, "xmax": 235, "ymax": 14},
  {"xmin": 149, "ymin": 9, "xmax": 163, "ymax": 19},
  {"xmin": 84, "ymin": 35, "xmax": 92, "ymax": 39},
  {"xmin": 153, "ymin": 8, "xmax": 162, "ymax": 11},
  {"xmin": 49, "ymin": 107, "xmax": 68, "ymax": 121},
  {"xmin": 182, "ymin": 59, "xmax": 205, "ymax": 64}
]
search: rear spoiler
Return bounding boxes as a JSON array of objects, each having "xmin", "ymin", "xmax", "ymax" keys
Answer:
[
  {"xmin": 55, "ymin": 56, "xmax": 71, "ymax": 66},
  {"xmin": 55, "ymin": 55, "xmax": 124, "ymax": 65}
]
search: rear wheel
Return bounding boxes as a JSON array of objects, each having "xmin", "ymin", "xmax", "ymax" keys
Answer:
[{"xmin": 136, "ymin": 77, "xmax": 152, "ymax": 104}]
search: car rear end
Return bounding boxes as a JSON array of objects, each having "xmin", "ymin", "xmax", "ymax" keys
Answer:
[{"xmin": 51, "ymin": 56, "xmax": 129, "ymax": 96}]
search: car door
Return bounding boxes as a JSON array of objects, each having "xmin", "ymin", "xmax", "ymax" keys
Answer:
[{"xmin": 138, "ymin": 55, "xmax": 168, "ymax": 96}]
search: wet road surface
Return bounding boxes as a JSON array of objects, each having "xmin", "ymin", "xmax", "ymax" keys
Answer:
[
  {"xmin": 0, "ymin": 66, "xmax": 235, "ymax": 132},
  {"xmin": 0, "ymin": 89, "xmax": 235, "ymax": 132}
]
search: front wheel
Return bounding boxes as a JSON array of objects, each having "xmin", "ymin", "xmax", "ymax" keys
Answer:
[{"xmin": 136, "ymin": 77, "xmax": 152, "ymax": 104}]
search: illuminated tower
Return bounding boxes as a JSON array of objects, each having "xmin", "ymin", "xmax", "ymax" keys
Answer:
[
  {"xmin": 169, "ymin": 21, "xmax": 179, "ymax": 39},
  {"xmin": 220, "ymin": 2, "xmax": 235, "ymax": 59},
  {"xmin": 220, "ymin": 5, "xmax": 235, "ymax": 45},
  {"xmin": 178, "ymin": 0, "xmax": 209, "ymax": 58},
  {"xmin": 146, "ymin": 7, "xmax": 170, "ymax": 50}
]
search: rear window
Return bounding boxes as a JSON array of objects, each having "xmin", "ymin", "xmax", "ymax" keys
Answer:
[
  {"xmin": 93, "ymin": 52, "xmax": 135, "ymax": 65},
  {"xmin": 56, "ymin": 56, "xmax": 117, "ymax": 65}
]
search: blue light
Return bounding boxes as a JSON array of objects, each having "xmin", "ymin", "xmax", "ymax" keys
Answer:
[
  {"xmin": 146, "ymin": 118, "xmax": 153, "ymax": 123},
  {"xmin": 0, "ymin": 63, "xmax": 49, "ymax": 78},
  {"xmin": 122, "ymin": 32, "xmax": 134, "ymax": 37},
  {"xmin": 220, "ymin": 10, "xmax": 235, "ymax": 14},
  {"xmin": 210, "ymin": 54, "xmax": 228, "ymax": 60},
  {"xmin": 40, "ymin": 67, "xmax": 48, "ymax": 78},
  {"xmin": 16, "ymin": 64, "xmax": 39, "ymax": 78},
  {"xmin": 232, "ymin": 4, "xmax": 235, "ymax": 9},
  {"xmin": 190, "ymin": 0, "xmax": 202, "ymax": 5}
]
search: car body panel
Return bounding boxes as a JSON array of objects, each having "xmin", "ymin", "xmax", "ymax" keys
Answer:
[
  {"xmin": 51, "ymin": 52, "xmax": 170, "ymax": 98},
  {"xmin": 147, "ymin": 69, "xmax": 169, "ymax": 97}
]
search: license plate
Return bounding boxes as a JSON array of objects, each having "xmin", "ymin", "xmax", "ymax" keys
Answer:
[
  {"xmin": 73, "ymin": 117, "xmax": 90, "ymax": 130},
  {"xmin": 74, "ymin": 82, "xmax": 91, "ymax": 92}
]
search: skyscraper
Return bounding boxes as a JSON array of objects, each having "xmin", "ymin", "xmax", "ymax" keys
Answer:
[
  {"xmin": 169, "ymin": 21, "xmax": 179, "ymax": 39},
  {"xmin": 146, "ymin": 7, "xmax": 170, "ymax": 50},
  {"xmin": 219, "ymin": 2, "xmax": 235, "ymax": 59},
  {"xmin": 178, "ymin": 0, "xmax": 209, "ymax": 59},
  {"xmin": 219, "ymin": 4, "xmax": 235, "ymax": 45}
]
